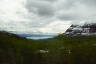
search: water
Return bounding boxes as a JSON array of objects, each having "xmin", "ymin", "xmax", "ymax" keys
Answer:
[{"xmin": 18, "ymin": 34, "xmax": 57, "ymax": 39}]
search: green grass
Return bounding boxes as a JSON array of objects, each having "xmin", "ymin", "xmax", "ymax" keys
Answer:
[{"xmin": 0, "ymin": 32, "xmax": 96, "ymax": 64}]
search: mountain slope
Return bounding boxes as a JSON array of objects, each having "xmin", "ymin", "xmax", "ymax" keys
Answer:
[
  {"xmin": 0, "ymin": 31, "xmax": 96, "ymax": 64},
  {"xmin": 65, "ymin": 23, "xmax": 96, "ymax": 36},
  {"xmin": 0, "ymin": 31, "xmax": 37, "ymax": 64}
]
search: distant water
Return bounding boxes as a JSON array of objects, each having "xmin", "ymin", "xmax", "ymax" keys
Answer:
[
  {"xmin": 26, "ymin": 36, "xmax": 53, "ymax": 39},
  {"xmin": 18, "ymin": 34, "xmax": 57, "ymax": 39}
]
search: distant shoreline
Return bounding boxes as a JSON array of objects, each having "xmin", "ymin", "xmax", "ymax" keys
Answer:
[{"xmin": 18, "ymin": 34, "xmax": 57, "ymax": 39}]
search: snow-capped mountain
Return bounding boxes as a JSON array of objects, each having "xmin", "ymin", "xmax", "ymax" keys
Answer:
[{"xmin": 65, "ymin": 23, "xmax": 96, "ymax": 36}]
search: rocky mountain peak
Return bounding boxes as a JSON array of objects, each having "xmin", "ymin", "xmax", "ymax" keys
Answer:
[{"xmin": 65, "ymin": 23, "xmax": 96, "ymax": 36}]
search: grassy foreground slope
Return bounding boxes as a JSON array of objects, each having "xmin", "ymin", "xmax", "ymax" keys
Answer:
[{"xmin": 0, "ymin": 31, "xmax": 96, "ymax": 64}]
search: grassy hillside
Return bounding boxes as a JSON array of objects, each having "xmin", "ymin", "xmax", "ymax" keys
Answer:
[{"xmin": 0, "ymin": 31, "xmax": 96, "ymax": 64}]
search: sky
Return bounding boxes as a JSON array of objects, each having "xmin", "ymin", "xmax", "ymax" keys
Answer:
[{"xmin": 0, "ymin": 0, "xmax": 96, "ymax": 34}]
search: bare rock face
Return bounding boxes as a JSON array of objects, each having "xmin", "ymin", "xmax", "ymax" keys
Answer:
[{"xmin": 65, "ymin": 23, "xmax": 96, "ymax": 36}]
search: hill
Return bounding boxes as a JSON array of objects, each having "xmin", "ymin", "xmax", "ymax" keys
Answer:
[{"xmin": 0, "ymin": 31, "xmax": 96, "ymax": 64}]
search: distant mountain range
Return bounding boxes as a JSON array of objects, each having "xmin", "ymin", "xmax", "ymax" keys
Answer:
[{"xmin": 65, "ymin": 23, "xmax": 96, "ymax": 36}]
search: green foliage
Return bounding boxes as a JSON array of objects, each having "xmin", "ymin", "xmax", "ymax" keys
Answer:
[{"xmin": 0, "ymin": 31, "xmax": 96, "ymax": 64}]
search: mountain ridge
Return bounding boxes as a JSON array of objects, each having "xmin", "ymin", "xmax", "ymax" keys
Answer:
[{"xmin": 65, "ymin": 23, "xmax": 96, "ymax": 36}]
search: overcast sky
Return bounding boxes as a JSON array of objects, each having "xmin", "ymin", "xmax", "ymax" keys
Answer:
[{"xmin": 0, "ymin": 0, "xmax": 96, "ymax": 34}]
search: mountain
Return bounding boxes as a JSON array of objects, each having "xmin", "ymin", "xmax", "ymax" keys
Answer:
[
  {"xmin": 65, "ymin": 23, "xmax": 96, "ymax": 36},
  {"xmin": 1, "ymin": 31, "xmax": 96, "ymax": 64},
  {"xmin": 0, "ymin": 31, "xmax": 26, "ymax": 39}
]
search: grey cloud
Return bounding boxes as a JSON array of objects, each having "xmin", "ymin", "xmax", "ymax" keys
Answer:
[
  {"xmin": 26, "ymin": 0, "xmax": 78, "ymax": 20},
  {"xmin": 39, "ymin": 0, "xmax": 57, "ymax": 2},
  {"xmin": 55, "ymin": 0, "xmax": 79, "ymax": 21},
  {"xmin": 36, "ymin": 6, "xmax": 55, "ymax": 17},
  {"xmin": 57, "ymin": 0, "xmax": 76, "ymax": 10},
  {"xmin": 25, "ymin": 0, "xmax": 96, "ymax": 33},
  {"xmin": 26, "ymin": 0, "xmax": 55, "ymax": 17},
  {"xmin": 56, "ymin": 0, "xmax": 96, "ymax": 21},
  {"xmin": 27, "ymin": 0, "xmax": 96, "ymax": 21},
  {"xmin": 57, "ymin": 14, "xmax": 79, "ymax": 21},
  {"xmin": 80, "ymin": 0, "xmax": 96, "ymax": 6},
  {"xmin": 25, "ymin": 0, "xmax": 96, "ymax": 21}
]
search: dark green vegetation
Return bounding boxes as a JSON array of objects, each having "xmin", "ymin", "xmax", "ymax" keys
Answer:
[{"xmin": 0, "ymin": 31, "xmax": 96, "ymax": 64}]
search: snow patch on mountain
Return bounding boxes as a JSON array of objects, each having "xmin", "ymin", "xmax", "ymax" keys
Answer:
[{"xmin": 65, "ymin": 23, "xmax": 96, "ymax": 36}]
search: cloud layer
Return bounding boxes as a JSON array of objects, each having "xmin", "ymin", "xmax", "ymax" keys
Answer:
[{"xmin": 0, "ymin": 0, "xmax": 96, "ymax": 34}]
